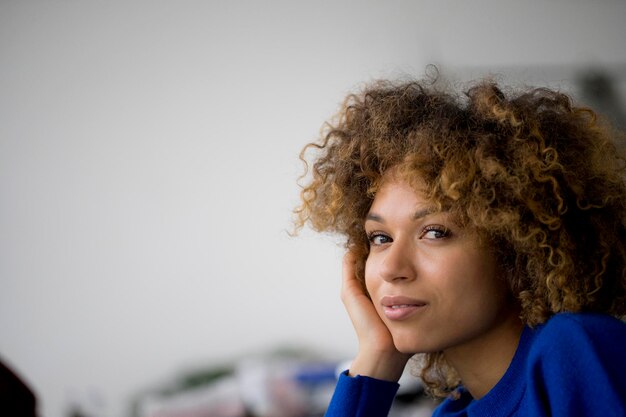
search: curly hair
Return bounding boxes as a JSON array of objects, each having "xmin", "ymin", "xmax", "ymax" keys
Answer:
[{"xmin": 294, "ymin": 77, "xmax": 626, "ymax": 397}]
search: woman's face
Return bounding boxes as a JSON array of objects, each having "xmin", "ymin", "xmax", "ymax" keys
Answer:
[{"xmin": 364, "ymin": 178, "xmax": 518, "ymax": 355}]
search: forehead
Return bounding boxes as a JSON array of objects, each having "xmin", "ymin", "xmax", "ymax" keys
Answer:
[
  {"xmin": 367, "ymin": 174, "xmax": 471, "ymax": 229},
  {"xmin": 368, "ymin": 178, "xmax": 435, "ymax": 215}
]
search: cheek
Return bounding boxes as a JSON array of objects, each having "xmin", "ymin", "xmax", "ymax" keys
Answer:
[{"xmin": 455, "ymin": 254, "xmax": 506, "ymax": 307}]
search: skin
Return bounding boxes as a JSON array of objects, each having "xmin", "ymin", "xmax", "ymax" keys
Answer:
[{"xmin": 344, "ymin": 177, "xmax": 523, "ymax": 399}]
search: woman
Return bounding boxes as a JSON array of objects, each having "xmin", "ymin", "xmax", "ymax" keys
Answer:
[{"xmin": 294, "ymin": 77, "xmax": 626, "ymax": 416}]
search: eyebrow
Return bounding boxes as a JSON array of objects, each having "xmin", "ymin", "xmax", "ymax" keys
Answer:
[{"xmin": 365, "ymin": 207, "xmax": 437, "ymax": 223}]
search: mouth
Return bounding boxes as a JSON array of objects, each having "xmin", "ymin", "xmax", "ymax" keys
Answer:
[{"xmin": 381, "ymin": 296, "xmax": 427, "ymax": 321}]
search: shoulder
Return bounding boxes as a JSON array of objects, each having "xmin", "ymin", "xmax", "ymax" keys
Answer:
[
  {"xmin": 531, "ymin": 312, "xmax": 626, "ymax": 352},
  {"xmin": 523, "ymin": 312, "xmax": 626, "ymax": 416},
  {"xmin": 540, "ymin": 311, "xmax": 625, "ymax": 331}
]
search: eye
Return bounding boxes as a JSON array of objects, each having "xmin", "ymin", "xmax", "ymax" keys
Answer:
[
  {"xmin": 420, "ymin": 225, "xmax": 450, "ymax": 240},
  {"xmin": 367, "ymin": 231, "xmax": 392, "ymax": 246}
]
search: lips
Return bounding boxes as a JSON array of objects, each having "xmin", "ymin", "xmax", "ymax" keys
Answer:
[{"xmin": 381, "ymin": 296, "xmax": 427, "ymax": 320}]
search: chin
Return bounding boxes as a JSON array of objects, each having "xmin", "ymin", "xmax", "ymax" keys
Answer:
[
  {"xmin": 392, "ymin": 335, "xmax": 421, "ymax": 355},
  {"xmin": 391, "ymin": 329, "xmax": 440, "ymax": 354}
]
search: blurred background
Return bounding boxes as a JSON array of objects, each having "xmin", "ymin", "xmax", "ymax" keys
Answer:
[{"xmin": 1, "ymin": 1, "xmax": 626, "ymax": 416}]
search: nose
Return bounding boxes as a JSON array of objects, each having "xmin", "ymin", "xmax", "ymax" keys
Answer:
[{"xmin": 378, "ymin": 239, "xmax": 417, "ymax": 283}]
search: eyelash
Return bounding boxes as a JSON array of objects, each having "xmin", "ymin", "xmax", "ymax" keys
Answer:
[
  {"xmin": 422, "ymin": 224, "xmax": 450, "ymax": 240},
  {"xmin": 367, "ymin": 232, "xmax": 391, "ymax": 246},
  {"xmin": 366, "ymin": 225, "xmax": 450, "ymax": 246}
]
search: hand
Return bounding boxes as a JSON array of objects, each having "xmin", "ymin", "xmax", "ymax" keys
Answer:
[{"xmin": 341, "ymin": 252, "xmax": 412, "ymax": 382}]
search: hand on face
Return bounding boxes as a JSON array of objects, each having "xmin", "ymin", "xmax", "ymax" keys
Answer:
[
  {"xmin": 341, "ymin": 252, "xmax": 412, "ymax": 382},
  {"xmin": 362, "ymin": 178, "xmax": 520, "ymax": 359}
]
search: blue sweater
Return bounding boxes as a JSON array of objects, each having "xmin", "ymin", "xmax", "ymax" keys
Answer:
[{"xmin": 324, "ymin": 313, "xmax": 626, "ymax": 417}]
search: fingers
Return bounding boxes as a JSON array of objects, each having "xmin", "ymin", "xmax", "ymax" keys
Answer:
[
  {"xmin": 339, "ymin": 251, "xmax": 411, "ymax": 381},
  {"xmin": 341, "ymin": 251, "xmax": 356, "ymax": 286},
  {"xmin": 341, "ymin": 250, "xmax": 375, "ymax": 323},
  {"xmin": 341, "ymin": 251, "xmax": 363, "ymax": 302}
]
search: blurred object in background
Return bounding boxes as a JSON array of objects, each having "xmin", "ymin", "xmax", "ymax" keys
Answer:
[
  {"xmin": 133, "ymin": 347, "xmax": 337, "ymax": 417},
  {"xmin": 0, "ymin": 357, "xmax": 38, "ymax": 417},
  {"xmin": 132, "ymin": 347, "xmax": 435, "ymax": 417},
  {"xmin": 65, "ymin": 386, "xmax": 106, "ymax": 417},
  {"xmin": 576, "ymin": 67, "xmax": 626, "ymax": 133}
]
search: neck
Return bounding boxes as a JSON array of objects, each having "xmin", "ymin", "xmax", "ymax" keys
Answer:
[{"xmin": 444, "ymin": 312, "xmax": 524, "ymax": 400}]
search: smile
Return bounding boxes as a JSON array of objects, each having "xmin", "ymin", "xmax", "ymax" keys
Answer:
[
  {"xmin": 383, "ymin": 304, "xmax": 426, "ymax": 320},
  {"xmin": 381, "ymin": 296, "xmax": 427, "ymax": 321}
]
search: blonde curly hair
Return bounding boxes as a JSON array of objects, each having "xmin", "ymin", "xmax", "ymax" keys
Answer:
[{"xmin": 294, "ymin": 77, "xmax": 626, "ymax": 397}]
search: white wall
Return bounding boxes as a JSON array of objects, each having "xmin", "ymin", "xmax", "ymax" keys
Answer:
[{"xmin": 1, "ymin": 1, "xmax": 625, "ymax": 416}]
